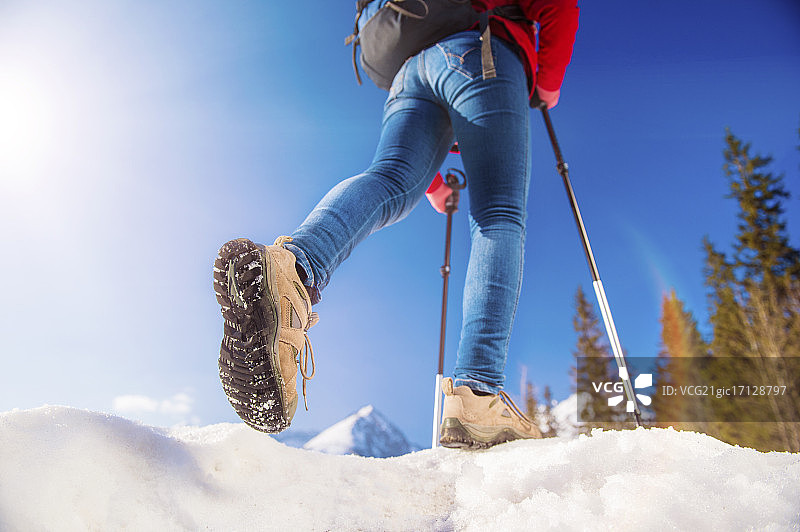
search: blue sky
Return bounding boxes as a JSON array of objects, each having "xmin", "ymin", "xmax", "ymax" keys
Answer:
[{"xmin": 1, "ymin": 0, "xmax": 798, "ymax": 445}]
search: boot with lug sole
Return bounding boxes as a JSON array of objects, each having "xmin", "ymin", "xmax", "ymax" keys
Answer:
[
  {"xmin": 213, "ymin": 236, "xmax": 318, "ymax": 433},
  {"xmin": 439, "ymin": 377, "xmax": 542, "ymax": 449}
]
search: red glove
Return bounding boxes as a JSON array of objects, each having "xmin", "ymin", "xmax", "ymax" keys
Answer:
[
  {"xmin": 426, "ymin": 173, "xmax": 453, "ymax": 214},
  {"xmin": 535, "ymin": 85, "xmax": 560, "ymax": 109}
]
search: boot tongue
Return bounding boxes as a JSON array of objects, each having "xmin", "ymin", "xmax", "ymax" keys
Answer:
[
  {"xmin": 306, "ymin": 312, "xmax": 320, "ymax": 330},
  {"xmin": 442, "ymin": 377, "xmax": 454, "ymax": 395}
]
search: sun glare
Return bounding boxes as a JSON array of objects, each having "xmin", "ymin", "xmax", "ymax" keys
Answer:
[{"xmin": 0, "ymin": 73, "xmax": 53, "ymax": 183}]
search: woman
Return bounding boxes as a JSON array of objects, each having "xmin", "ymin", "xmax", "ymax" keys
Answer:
[{"xmin": 214, "ymin": 0, "xmax": 579, "ymax": 449}]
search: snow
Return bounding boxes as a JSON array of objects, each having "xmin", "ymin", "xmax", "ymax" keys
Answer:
[
  {"xmin": 1, "ymin": 406, "xmax": 799, "ymax": 531},
  {"xmin": 547, "ymin": 392, "xmax": 580, "ymax": 438},
  {"xmin": 302, "ymin": 404, "xmax": 419, "ymax": 457}
]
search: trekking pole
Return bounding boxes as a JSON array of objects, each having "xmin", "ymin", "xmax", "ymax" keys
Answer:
[
  {"xmin": 426, "ymin": 164, "xmax": 467, "ymax": 448},
  {"xmin": 537, "ymin": 105, "xmax": 643, "ymax": 427}
]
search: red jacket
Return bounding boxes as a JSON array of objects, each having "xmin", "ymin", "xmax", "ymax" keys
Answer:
[{"xmin": 474, "ymin": 0, "xmax": 579, "ymax": 102}]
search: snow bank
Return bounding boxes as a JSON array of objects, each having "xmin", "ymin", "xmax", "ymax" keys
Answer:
[{"xmin": 1, "ymin": 406, "xmax": 798, "ymax": 531}]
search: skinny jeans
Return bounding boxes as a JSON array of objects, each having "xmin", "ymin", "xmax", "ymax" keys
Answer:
[{"xmin": 287, "ymin": 31, "xmax": 531, "ymax": 394}]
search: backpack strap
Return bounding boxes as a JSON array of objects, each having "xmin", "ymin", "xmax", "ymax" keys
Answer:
[
  {"xmin": 479, "ymin": 4, "xmax": 532, "ymax": 81},
  {"xmin": 478, "ymin": 11, "xmax": 496, "ymax": 80},
  {"xmin": 345, "ymin": 2, "xmax": 368, "ymax": 85},
  {"xmin": 387, "ymin": 0, "xmax": 428, "ymax": 19}
]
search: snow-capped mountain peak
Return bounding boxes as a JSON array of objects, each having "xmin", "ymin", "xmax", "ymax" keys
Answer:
[{"xmin": 303, "ymin": 404, "xmax": 418, "ymax": 458}]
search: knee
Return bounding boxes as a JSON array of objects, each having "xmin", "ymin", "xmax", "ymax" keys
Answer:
[
  {"xmin": 364, "ymin": 162, "xmax": 424, "ymax": 209},
  {"xmin": 470, "ymin": 203, "xmax": 527, "ymax": 234},
  {"xmin": 366, "ymin": 160, "xmax": 417, "ymax": 192},
  {"xmin": 334, "ymin": 164, "xmax": 422, "ymax": 225}
]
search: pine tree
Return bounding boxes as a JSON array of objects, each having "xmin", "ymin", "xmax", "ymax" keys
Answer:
[
  {"xmin": 524, "ymin": 379, "xmax": 538, "ymax": 423},
  {"xmin": 520, "ymin": 375, "xmax": 559, "ymax": 437},
  {"xmin": 541, "ymin": 386, "xmax": 559, "ymax": 437},
  {"xmin": 654, "ymin": 289, "xmax": 710, "ymax": 432},
  {"xmin": 724, "ymin": 132, "xmax": 800, "ymax": 284},
  {"xmin": 571, "ymin": 286, "xmax": 622, "ymax": 432},
  {"xmin": 703, "ymin": 130, "xmax": 800, "ymax": 451}
]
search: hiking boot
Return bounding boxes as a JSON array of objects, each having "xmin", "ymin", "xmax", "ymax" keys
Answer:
[
  {"xmin": 439, "ymin": 378, "xmax": 542, "ymax": 449},
  {"xmin": 213, "ymin": 236, "xmax": 318, "ymax": 433}
]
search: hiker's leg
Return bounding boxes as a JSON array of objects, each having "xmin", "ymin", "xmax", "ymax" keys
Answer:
[
  {"xmin": 427, "ymin": 32, "xmax": 532, "ymax": 394},
  {"xmin": 287, "ymin": 60, "xmax": 453, "ymax": 303}
]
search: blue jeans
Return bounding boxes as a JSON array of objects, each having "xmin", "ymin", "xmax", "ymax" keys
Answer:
[{"xmin": 286, "ymin": 31, "xmax": 531, "ymax": 394}]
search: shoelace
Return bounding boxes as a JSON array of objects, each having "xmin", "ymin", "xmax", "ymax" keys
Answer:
[
  {"xmin": 498, "ymin": 390, "xmax": 534, "ymax": 425},
  {"xmin": 273, "ymin": 235, "xmax": 293, "ymax": 247},
  {"xmin": 273, "ymin": 236, "xmax": 318, "ymax": 411},
  {"xmin": 298, "ymin": 313, "xmax": 318, "ymax": 411}
]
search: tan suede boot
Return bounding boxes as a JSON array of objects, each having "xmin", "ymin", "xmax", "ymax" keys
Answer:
[
  {"xmin": 214, "ymin": 236, "xmax": 318, "ymax": 433},
  {"xmin": 439, "ymin": 378, "xmax": 542, "ymax": 449}
]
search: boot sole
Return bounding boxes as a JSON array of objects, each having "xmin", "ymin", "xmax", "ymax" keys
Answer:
[
  {"xmin": 213, "ymin": 238, "xmax": 290, "ymax": 433},
  {"xmin": 439, "ymin": 417, "xmax": 529, "ymax": 450}
]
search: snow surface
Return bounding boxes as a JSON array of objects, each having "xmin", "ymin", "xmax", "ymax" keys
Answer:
[{"xmin": 1, "ymin": 406, "xmax": 799, "ymax": 531}]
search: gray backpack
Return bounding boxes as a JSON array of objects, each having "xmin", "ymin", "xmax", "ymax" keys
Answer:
[{"xmin": 345, "ymin": 0, "xmax": 529, "ymax": 90}]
